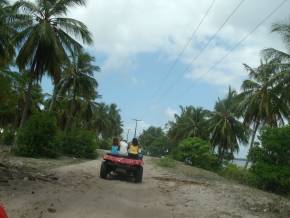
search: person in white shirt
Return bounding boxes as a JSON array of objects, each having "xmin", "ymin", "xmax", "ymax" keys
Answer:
[{"xmin": 119, "ymin": 140, "xmax": 128, "ymax": 155}]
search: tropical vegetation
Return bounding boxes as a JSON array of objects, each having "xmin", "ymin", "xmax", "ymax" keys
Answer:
[
  {"xmin": 144, "ymin": 19, "xmax": 290, "ymax": 196},
  {"xmin": 0, "ymin": 0, "xmax": 123, "ymax": 158},
  {"xmin": 1, "ymin": 0, "xmax": 290, "ymax": 196},
  {"xmin": 139, "ymin": 126, "xmax": 171, "ymax": 156},
  {"xmin": 172, "ymin": 137, "xmax": 220, "ymax": 171},
  {"xmin": 249, "ymin": 126, "xmax": 290, "ymax": 194}
]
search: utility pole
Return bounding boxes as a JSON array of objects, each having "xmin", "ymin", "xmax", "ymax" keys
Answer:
[
  {"xmin": 132, "ymin": 119, "xmax": 142, "ymax": 138},
  {"xmin": 126, "ymin": 129, "xmax": 131, "ymax": 142}
]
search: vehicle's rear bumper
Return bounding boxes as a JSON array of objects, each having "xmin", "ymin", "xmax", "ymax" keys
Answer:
[
  {"xmin": 103, "ymin": 154, "xmax": 143, "ymax": 166},
  {"xmin": 106, "ymin": 161, "xmax": 140, "ymax": 170}
]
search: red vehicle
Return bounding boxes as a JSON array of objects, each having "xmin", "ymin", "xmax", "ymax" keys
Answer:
[
  {"xmin": 0, "ymin": 205, "xmax": 8, "ymax": 218},
  {"xmin": 100, "ymin": 154, "xmax": 144, "ymax": 183}
]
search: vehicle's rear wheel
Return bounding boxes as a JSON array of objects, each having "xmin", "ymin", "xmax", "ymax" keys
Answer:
[
  {"xmin": 100, "ymin": 161, "xmax": 108, "ymax": 179},
  {"xmin": 134, "ymin": 166, "xmax": 143, "ymax": 183}
]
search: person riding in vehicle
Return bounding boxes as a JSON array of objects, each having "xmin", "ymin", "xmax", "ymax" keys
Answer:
[
  {"xmin": 111, "ymin": 137, "xmax": 120, "ymax": 155},
  {"xmin": 119, "ymin": 139, "xmax": 128, "ymax": 155},
  {"xmin": 128, "ymin": 138, "xmax": 140, "ymax": 159}
]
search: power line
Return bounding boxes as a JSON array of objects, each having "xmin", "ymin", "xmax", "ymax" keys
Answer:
[
  {"xmin": 175, "ymin": 0, "xmax": 288, "ymax": 102},
  {"xmin": 150, "ymin": 0, "xmax": 216, "ymax": 98},
  {"xmin": 156, "ymin": 0, "xmax": 246, "ymax": 101},
  {"xmin": 139, "ymin": 0, "xmax": 216, "ymax": 121}
]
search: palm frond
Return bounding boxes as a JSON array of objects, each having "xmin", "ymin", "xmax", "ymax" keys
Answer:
[{"xmin": 53, "ymin": 17, "xmax": 92, "ymax": 44}]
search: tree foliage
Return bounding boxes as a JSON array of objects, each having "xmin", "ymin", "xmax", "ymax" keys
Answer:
[
  {"xmin": 14, "ymin": 0, "xmax": 93, "ymax": 127},
  {"xmin": 210, "ymin": 87, "xmax": 249, "ymax": 162},
  {"xmin": 167, "ymin": 106, "xmax": 210, "ymax": 143},
  {"xmin": 0, "ymin": 0, "xmax": 123, "ymax": 159},
  {"xmin": 15, "ymin": 112, "xmax": 59, "ymax": 158},
  {"xmin": 139, "ymin": 126, "xmax": 170, "ymax": 157},
  {"xmin": 249, "ymin": 126, "xmax": 290, "ymax": 195},
  {"xmin": 239, "ymin": 58, "xmax": 290, "ymax": 167},
  {"xmin": 172, "ymin": 137, "xmax": 220, "ymax": 171},
  {"xmin": 55, "ymin": 129, "xmax": 98, "ymax": 159}
]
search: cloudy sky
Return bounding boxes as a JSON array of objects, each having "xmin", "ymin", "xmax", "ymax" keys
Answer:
[{"xmin": 41, "ymin": 0, "xmax": 290, "ymax": 157}]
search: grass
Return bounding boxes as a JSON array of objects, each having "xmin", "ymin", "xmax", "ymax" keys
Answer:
[
  {"xmin": 156, "ymin": 156, "xmax": 176, "ymax": 168},
  {"xmin": 218, "ymin": 163, "xmax": 257, "ymax": 186}
]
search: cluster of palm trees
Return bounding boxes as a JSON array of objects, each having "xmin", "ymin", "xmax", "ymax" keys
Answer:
[
  {"xmin": 168, "ymin": 20, "xmax": 290, "ymax": 164},
  {"xmin": 167, "ymin": 91, "xmax": 248, "ymax": 163},
  {"xmin": 0, "ymin": 0, "xmax": 122, "ymax": 139}
]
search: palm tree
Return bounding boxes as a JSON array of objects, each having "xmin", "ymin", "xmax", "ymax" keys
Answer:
[
  {"xmin": 168, "ymin": 106, "xmax": 210, "ymax": 143},
  {"xmin": 0, "ymin": 68, "xmax": 19, "ymax": 128},
  {"xmin": 0, "ymin": 0, "xmax": 12, "ymax": 67},
  {"xmin": 80, "ymin": 99, "xmax": 99, "ymax": 129},
  {"xmin": 93, "ymin": 103, "xmax": 111, "ymax": 138},
  {"xmin": 263, "ymin": 20, "xmax": 290, "ymax": 104},
  {"xmin": 49, "ymin": 50, "xmax": 100, "ymax": 112},
  {"xmin": 0, "ymin": 69, "xmax": 44, "ymax": 129},
  {"xmin": 209, "ymin": 87, "xmax": 248, "ymax": 162},
  {"xmin": 15, "ymin": 0, "xmax": 93, "ymax": 127},
  {"xmin": 239, "ymin": 59, "xmax": 289, "ymax": 168},
  {"xmin": 56, "ymin": 50, "xmax": 100, "ymax": 130},
  {"xmin": 263, "ymin": 21, "xmax": 290, "ymax": 63},
  {"xmin": 0, "ymin": 0, "xmax": 18, "ymax": 68},
  {"xmin": 108, "ymin": 103, "xmax": 123, "ymax": 137}
]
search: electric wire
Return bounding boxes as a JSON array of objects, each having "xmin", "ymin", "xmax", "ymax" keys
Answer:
[
  {"xmin": 150, "ymin": 0, "xmax": 216, "ymax": 98},
  {"xmin": 155, "ymin": 0, "xmax": 246, "ymax": 101},
  {"xmin": 173, "ymin": 0, "xmax": 288, "ymax": 102}
]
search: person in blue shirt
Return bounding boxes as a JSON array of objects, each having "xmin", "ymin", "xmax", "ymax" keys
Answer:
[{"xmin": 111, "ymin": 137, "xmax": 120, "ymax": 155}]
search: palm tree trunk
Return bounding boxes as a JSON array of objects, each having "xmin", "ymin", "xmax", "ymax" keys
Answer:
[
  {"xmin": 49, "ymin": 81, "xmax": 63, "ymax": 112},
  {"xmin": 48, "ymin": 85, "xmax": 57, "ymax": 112},
  {"xmin": 218, "ymin": 148, "xmax": 225, "ymax": 163},
  {"xmin": 65, "ymin": 99, "xmax": 74, "ymax": 131},
  {"xmin": 244, "ymin": 122, "xmax": 259, "ymax": 169},
  {"xmin": 65, "ymin": 80, "xmax": 77, "ymax": 131},
  {"xmin": 19, "ymin": 75, "xmax": 33, "ymax": 128}
]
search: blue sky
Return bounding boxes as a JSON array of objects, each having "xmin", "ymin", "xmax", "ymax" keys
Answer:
[{"xmin": 41, "ymin": 0, "xmax": 290, "ymax": 158}]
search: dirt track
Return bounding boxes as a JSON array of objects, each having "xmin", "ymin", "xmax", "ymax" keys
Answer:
[{"xmin": 1, "ymin": 156, "xmax": 290, "ymax": 218}]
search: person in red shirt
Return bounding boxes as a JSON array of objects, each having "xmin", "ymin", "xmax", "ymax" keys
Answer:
[{"xmin": 0, "ymin": 204, "xmax": 8, "ymax": 218}]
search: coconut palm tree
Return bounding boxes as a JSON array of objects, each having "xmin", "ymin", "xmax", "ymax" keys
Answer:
[
  {"xmin": 93, "ymin": 103, "xmax": 112, "ymax": 138},
  {"xmin": 15, "ymin": 0, "xmax": 93, "ymax": 127},
  {"xmin": 263, "ymin": 20, "xmax": 290, "ymax": 104},
  {"xmin": 263, "ymin": 21, "xmax": 290, "ymax": 63},
  {"xmin": 0, "ymin": 0, "xmax": 18, "ymax": 68},
  {"xmin": 0, "ymin": 69, "xmax": 43, "ymax": 129},
  {"xmin": 209, "ymin": 87, "xmax": 248, "ymax": 162},
  {"xmin": 0, "ymin": 0, "xmax": 12, "ymax": 67},
  {"xmin": 80, "ymin": 99, "xmax": 99, "ymax": 129},
  {"xmin": 239, "ymin": 59, "xmax": 289, "ymax": 168},
  {"xmin": 49, "ymin": 50, "xmax": 100, "ymax": 111},
  {"xmin": 168, "ymin": 106, "xmax": 210, "ymax": 143},
  {"xmin": 108, "ymin": 103, "xmax": 123, "ymax": 137},
  {"xmin": 56, "ymin": 50, "xmax": 100, "ymax": 130}
]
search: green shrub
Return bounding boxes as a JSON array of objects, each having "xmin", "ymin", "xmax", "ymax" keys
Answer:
[
  {"xmin": 172, "ymin": 137, "xmax": 220, "ymax": 171},
  {"xmin": 139, "ymin": 127, "xmax": 171, "ymax": 157},
  {"xmin": 15, "ymin": 112, "xmax": 59, "ymax": 158},
  {"xmin": 1, "ymin": 129, "xmax": 14, "ymax": 145},
  {"xmin": 56, "ymin": 129, "xmax": 98, "ymax": 159},
  {"xmin": 220, "ymin": 164, "xmax": 256, "ymax": 185},
  {"xmin": 249, "ymin": 126, "xmax": 290, "ymax": 195},
  {"xmin": 157, "ymin": 156, "xmax": 176, "ymax": 168}
]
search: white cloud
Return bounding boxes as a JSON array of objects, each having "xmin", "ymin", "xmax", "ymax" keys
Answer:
[{"xmin": 68, "ymin": 0, "xmax": 290, "ymax": 86}]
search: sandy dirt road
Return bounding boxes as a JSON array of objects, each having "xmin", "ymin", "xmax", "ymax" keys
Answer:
[{"xmin": 1, "ymin": 157, "xmax": 290, "ymax": 218}]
